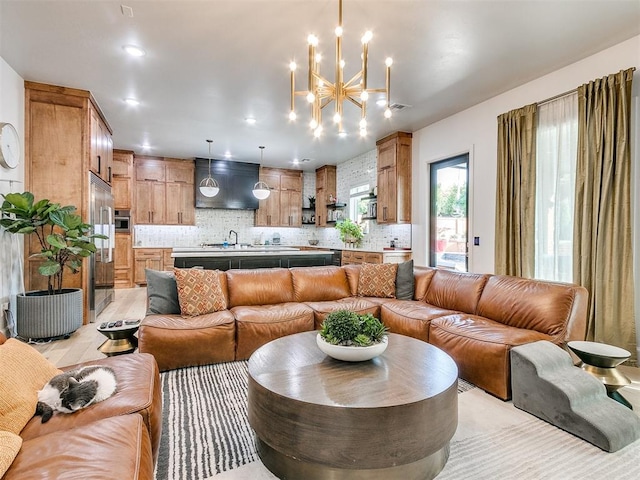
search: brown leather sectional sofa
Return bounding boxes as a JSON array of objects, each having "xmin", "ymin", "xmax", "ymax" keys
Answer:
[
  {"xmin": 139, "ymin": 264, "xmax": 588, "ymax": 400},
  {"xmin": 0, "ymin": 333, "xmax": 162, "ymax": 480}
]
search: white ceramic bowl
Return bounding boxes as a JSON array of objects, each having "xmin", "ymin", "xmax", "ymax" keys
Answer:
[{"xmin": 316, "ymin": 333, "xmax": 388, "ymax": 362}]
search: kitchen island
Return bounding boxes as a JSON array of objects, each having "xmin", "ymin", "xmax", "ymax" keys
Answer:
[{"xmin": 171, "ymin": 246, "xmax": 336, "ymax": 271}]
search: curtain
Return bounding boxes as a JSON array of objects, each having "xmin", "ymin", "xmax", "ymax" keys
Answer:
[
  {"xmin": 534, "ymin": 93, "xmax": 578, "ymax": 282},
  {"xmin": 574, "ymin": 68, "xmax": 636, "ymax": 361},
  {"xmin": 495, "ymin": 104, "xmax": 537, "ymax": 277}
]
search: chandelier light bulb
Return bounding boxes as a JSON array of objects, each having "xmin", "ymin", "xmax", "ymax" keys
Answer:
[
  {"xmin": 315, "ymin": 53, "xmax": 322, "ymax": 63},
  {"xmin": 333, "ymin": 112, "xmax": 341, "ymax": 123},
  {"xmin": 309, "ymin": 119, "xmax": 318, "ymax": 129},
  {"xmin": 385, "ymin": 57, "xmax": 393, "ymax": 67},
  {"xmin": 289, "ymin": 61, "xmax": 297, "ymax": 71},
  {"xmin": 360, "ymin": 91, "xmax": 369, "ymax": 102},
  {"xmin": 361, "ymin": 31, "xmax": 373, "ymax": 44},
  {"xmin": 314, "ymin": 125, "xmax": 323, "ymax": 138},
  {"xmin": 289, "ymin": 111, "xmax": 297, "ymax": 121},
  {"xmin": 339, "ymin": 59, "xmax": 345, "ymax": 68},
  {"xmin": 360, "ymin": 128, "xmax": 367, "ymax": 137},
  {"xmin": 359, "ymin": 118, "xmax": 367, "ymax": 129},
  {"xmin": 335, "ymin": 26, "xmax": 343, "ymax": 37},
  {"xmin": 318, "ymin": 79, "xmax": 324, "ymax": 87},
  {"xmin": 384, "ymin": 108, "xmax": 392, "ymax": 118},
  {"xmin": 308, "ymin": 34, "xmax": 318, "ymax": 46},
  {"xmin": 306, "ymin": 92, "xmax": 315, "ymax": 103}
]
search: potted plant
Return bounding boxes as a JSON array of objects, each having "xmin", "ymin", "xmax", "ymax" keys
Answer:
[
  {"xmin": 0, "ymin": 192, "xmax": 107, "ymax": 339},
  {"xmin": 335, "ymin": 218, "xmax": 364, "ymax": 247},
  {"xmin": 317, "ymin": 310, "xmax": 389, "ymax": 361},
  {"xmin": 308, "ymin": 195, "xmax": 316, "ymax": 209}
]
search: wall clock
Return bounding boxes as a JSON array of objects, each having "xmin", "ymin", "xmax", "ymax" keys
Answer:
[{"xmin": 0, "ymin": 122, "xmax": 21, "ymax": 169}]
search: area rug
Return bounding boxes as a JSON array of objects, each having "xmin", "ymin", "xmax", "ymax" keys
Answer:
[{"xmin": 154, "ymin": 361, "xmax": 640, "ymax": 480}]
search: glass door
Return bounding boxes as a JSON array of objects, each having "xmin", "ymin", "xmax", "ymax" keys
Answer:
[{"xmin": 429, "ymin": 155, "xmax": 469, "ymax": 271}]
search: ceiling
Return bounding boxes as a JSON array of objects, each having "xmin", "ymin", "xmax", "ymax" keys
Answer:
[{"xmin": 1, "ymin": 1, "xmax": 639, "ymax": 170}]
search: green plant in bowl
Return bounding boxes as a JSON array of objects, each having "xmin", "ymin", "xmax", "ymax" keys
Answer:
[{"xmin": 320, "ymin": 310, "xmax": 388, "ymax": 347}]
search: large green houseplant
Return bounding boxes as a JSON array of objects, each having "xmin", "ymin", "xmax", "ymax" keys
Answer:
[
  {"xmin": 335, "ymin": 218, "xmax": 364, "ymax": 247},
  {"xmin": 0, "ymin": 192, "xmax": 106, "ymax": 338}
]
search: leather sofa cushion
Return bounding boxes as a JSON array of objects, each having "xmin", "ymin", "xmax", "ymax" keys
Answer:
[
  {"xmin": 226, "ymin": 268, "xmax": 294, "ymax": 307},
  {"xmin": 20, "ymin": 353, "xmax": 162, "ymax": 464},
  {"xmin": 380, "ymin": 300, "xmax": 458, "ymax": 342},
  {"xmin": 429, "ymin": 314, "xmax": 551, "ymax": 400},
  {"xmin": 5, "ymin": 415, "xmax": 154, "ymax": 480},
  {"xmin": 232, "ymin": 303, "xmax": 315, "ymax": 360},
  {"xmin": 138, "ymin": 312, "xmax": 236, "ymax": 371},
  {"xmin": 476, "ymin": 275, "xmax": 584, "ymax": 340},
  {"xmin": 413, "ymin": 267, "xmax": 436, "ymax": 301},
  {"xmin": 424, "ymin": 269, "xmax": 489, "ymax": 314},
  {"xmin": 304, "ymin": 298, "xmax": 380, "ymax": 329},
  {"xmin": 291, "ymin": 266, "xmax": 351, "ymax": 302}
]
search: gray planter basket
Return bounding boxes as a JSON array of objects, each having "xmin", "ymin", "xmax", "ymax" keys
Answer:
[{"xmin": 16, "ymin": 288, "xmax": 83, "ymax": 339}]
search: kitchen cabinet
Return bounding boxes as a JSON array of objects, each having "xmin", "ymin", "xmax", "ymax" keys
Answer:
[
  {"xmin": 165, "ymin": 160, "xmax": 195, "ymax": 225},
  {"xmin": 24, "ymin": 81, "xmax": 113, "ymax": 323},
  {"xmin": 112, "ymin": 150, "xmax": 133, "ymax": 210},
  {"xmin": 376, "ymin": 132, "xmax": 412, "ymax": 224},
  {"xmin": 114, "ymin": 233, "xmax": 133, "ymax": 288},
  {"xmin": 315, "ymin": 165, "xmax": 337, "ymax": 227},
  {"xmin": 341, "ymin": 250, "xmax": 412, "ymax": 265},
  {"xmin": 134, "ymin": 249, "xmax": 163, "ymax": 285},
  {"xmin": 255, "ymin": 168, "xmax": 302, "ymax": 227},
  {"xmin": 134, "ymin": 156, "xmax": 195, "ymax": 225}
]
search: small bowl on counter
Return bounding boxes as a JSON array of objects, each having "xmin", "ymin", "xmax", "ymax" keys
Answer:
[{"xmin": 308, "ymin": 239, "xmax": 319, "ymax": 246}]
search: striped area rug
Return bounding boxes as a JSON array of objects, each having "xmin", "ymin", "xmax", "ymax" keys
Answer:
[{"xmin": 154, "ymin": 360, "xmax": 475, "ymax": 480}]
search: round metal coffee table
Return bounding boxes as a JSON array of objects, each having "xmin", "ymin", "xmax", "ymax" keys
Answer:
[{"xmin": 247, "ymin": 332, "xmax": 459, "ymax": 480}]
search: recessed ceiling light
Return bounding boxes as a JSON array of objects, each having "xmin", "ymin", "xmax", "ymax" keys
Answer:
[
  {"xmin": 338, "ymin": 131, "xmax": 348, "ymax": 138},
  {"xmin": 224, "ymin": 151, "xmax": 232, "ymax": 158},
  {"xmin": 376, "ymin": 98, "xmax": 387, "ymax": 107},
  {"xmin": 141, "ymin": 143, "xmax": 151, "ymax": 150},
  {"xmin": 292, "ymin": 158, "xmax": 299, "ymax": 164},
  {"xmin": 245, "ymin": 117, "xmax": 257, "ymax": 125},
  {"xmin": 124, "ymin": 98, "xmax": 140, "ymax": 106},
  {"xmin": 123, "ymin": 45, "xmax": 146, "ymax": 57}
]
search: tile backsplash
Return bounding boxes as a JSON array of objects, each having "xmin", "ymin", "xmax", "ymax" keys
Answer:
[{"xmin": 134, "ymin": 148, "xmax": 412, "ymax": 250}]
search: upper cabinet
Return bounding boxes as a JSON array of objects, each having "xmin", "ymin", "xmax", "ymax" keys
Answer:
[
  {"xmin": 112, "ymin": 150, "xmax": 133, "ymax": 210},
  {"xmin": 255, "ymin": 167, "xmax": 302, "ymax": 227},
  {"xmin": 90, "ymin": 107, "xmax": 113, "ymax": 184},
  {"xmin": 315, "ymin": 165, "xmax": 337, "ymax": 228},
  {"xmin": 376, "ymin": 132, "xmax": 412, "ymax": 224},
  {"xmin": 133, "ymin": 156, "xmax": 195, "ymax": 226}
]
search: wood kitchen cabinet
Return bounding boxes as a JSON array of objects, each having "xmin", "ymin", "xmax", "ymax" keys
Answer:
[
  {"xmin": 134, "ymin": 249, "xmax": 163, "ymax": 285},
  {"xmin": 134, "ymin": 156, "xmax": 195, "ymax": 225},
  {"xmin": 24, "ymin": 81, "xmax": 114, "ymax": 323},
  {"xmin": 341, "ymin": 250, "xmax": 412, "ymax": 265},
  {"xmin": 315, "ymin": 165, "xmax": 337, "ymax": 227},
  {"xmin": 376, "ymin": 132, "xmax": 412, "ymax": 224},
  {"xmin": 255, "ymin": 168, "xmax": 302, "ymax": 227},
  {"xmin": 112, "ymin": 150, "xmax": 133, "ymax": 210},
  {"xmin": 114, "ymin": 233, "xmax": 133, "ymax": 288}
]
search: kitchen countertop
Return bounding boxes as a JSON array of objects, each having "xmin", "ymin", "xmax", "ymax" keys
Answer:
[
  {"xmin": 300, "ymin": 245, "xmax": 412, "ymax": 254},
  {"xmin": 171, "ymin": 246, "xmax": 334, "ymax": 258}
]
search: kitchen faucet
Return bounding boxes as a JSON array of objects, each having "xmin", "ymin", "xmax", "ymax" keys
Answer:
[{"xmin": 229, "ymin": 230, "xmax": 239, "ymax": 246}]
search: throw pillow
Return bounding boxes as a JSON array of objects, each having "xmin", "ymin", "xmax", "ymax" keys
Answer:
[
  {"xmin": 174, "ymin": 268, "xmax": 227, "ymax": 316},
  {"xmin": 0, "ymin": 430, "xmax": 22, "ymax": 478},
  {"xmin": 395, "ymin": 260, "xmax": 415, "ymax": 300},
  {"xmin": 0, "ymin": 339, "xmax": 62, "ymax": 434},
  {"xmin": 146, "ymin": 269, "xmax": 181, "ymax": 315},
  {"xmin": 357, "ymin": 263, "xmax": 398, "ymax": 298}
]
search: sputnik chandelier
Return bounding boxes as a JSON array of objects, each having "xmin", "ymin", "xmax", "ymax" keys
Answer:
[{"xmin": 288, "ymin": 0, "xmax": 392, "ymax": 138}]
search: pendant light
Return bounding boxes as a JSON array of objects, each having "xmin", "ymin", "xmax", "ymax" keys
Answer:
[
  {"xmin": 199, "ymin": 139, "xmax": 220, "ymax": 197},
  {"xmin": 252, "ymin": 146, "xmax": 271, "ymax": 200}
]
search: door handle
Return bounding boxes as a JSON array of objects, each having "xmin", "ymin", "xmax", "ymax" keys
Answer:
[{"xmin": 97, "ymin": 155, "xmax": 101, "ymax": 174}]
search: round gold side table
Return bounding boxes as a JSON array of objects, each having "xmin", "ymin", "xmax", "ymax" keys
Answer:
[
  {"xmin": 97, "ymin": 320, "xmax": 140, "ymax": 356},
  {"xmin": 567, "ymin": 340, "xmax": 632, "ymax": 409}
]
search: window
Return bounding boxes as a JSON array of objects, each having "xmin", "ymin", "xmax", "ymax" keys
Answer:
[
  {"xmin": 348, "ymin": 183, "xmax": 370, "ymax": 223},
  {"xmin": 534, "ymin": 93, "xmax": 578, "ymax": 282}
]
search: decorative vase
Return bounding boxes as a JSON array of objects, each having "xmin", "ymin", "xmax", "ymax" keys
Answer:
[
  {"xmin": 316, "ymin": 334, "xmax": 388, "ymax": 362},
  {"xmin": 16, "ymin": 288, "xmax": 83, "ymax": 339}
]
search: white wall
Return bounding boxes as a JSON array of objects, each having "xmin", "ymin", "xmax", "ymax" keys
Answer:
[
  {"xmin": 412, "ymin": 35, "xmax": 640, "ymax": 275},
  {"xmin": 0, "ymin": 56, "xmax": 26, "ymax": 337}
]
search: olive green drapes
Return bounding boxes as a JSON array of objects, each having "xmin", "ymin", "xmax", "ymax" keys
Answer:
[
  {"xmin": 495, "ymin": 104, "xmax": 537, "ymax": 277},
  {"xmin": 574, "ymin": 68, "xmax": 636, "ymax": 361}
]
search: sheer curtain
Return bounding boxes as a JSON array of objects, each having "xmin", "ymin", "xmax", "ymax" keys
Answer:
[{"xmin": 534, "ymin": 93, "xmax": 578, "ymax": 282}]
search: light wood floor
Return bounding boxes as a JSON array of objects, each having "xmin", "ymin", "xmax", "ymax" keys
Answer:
[
  {"xmin": 31, "ymin": 287, "xmax": 147, "ymax": 367},
  {"xmin": 30, "ymin": 286, "xmax": 640, "ymax": 410}
]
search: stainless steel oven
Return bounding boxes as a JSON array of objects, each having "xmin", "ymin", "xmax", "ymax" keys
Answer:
[{"xmin": 114, "ymin": 209, "xmax": 131, "ymax": 233}]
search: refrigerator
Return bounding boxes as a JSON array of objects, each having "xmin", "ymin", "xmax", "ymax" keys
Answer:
[{"xmin": 89, "ymin": 172, "xmax": 115, "ymax": 322}]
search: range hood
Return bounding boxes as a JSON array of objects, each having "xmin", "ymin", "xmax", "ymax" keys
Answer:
[{"xmin": 194, "ymin": 159, "xmax": 260, "ymax": 210}]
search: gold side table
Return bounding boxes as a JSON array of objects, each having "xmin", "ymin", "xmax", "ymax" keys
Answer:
[
  {"xmin": 567, "ymin": 340, "xmax": 632, "ymax": 409},
  {"xmin": 97, "ymin": 319, "xmax": 140, "ymax": 356}
]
